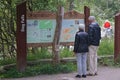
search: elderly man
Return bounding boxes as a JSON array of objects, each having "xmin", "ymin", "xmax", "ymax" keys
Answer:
[
  {"xmin": 73, "ymin": 24, "xmax": 89, "ymax": 78},
  {"xmin": 87, "ymin": 16, "xmax": 101, "ymax": 76}
]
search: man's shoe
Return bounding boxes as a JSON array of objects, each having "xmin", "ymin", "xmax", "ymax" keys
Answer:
[
  {"xmin": 82, "ymin": 75, "xmax": 86, "ymax": 78},
  {"xmin": 95, "ymin": 73, "xmax": 98, "ymax": 75},
  {"xmin": 75, "ymin": 75, "xmax": 81, "ymax": 78},
  {"xmin": 87, "ymin": 73, "xmax": 95, "ymax": 76}
]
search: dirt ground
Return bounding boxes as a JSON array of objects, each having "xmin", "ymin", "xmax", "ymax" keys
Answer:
[{"xmin": 1, "ymin": 66, "xmax": 120, "ymax": 80}]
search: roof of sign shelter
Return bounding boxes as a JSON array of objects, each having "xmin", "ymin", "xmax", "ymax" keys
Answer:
[
  {"xmin": 27, "ymin": 11, "xmax": 56, "ymax": 19},
  {"xmin": 64, "ymin": 10, "xmax": 84, "ymax": 19},
  {"xmin": 27, "ymin": 10, "xmax": 84, "ymax": 19}
]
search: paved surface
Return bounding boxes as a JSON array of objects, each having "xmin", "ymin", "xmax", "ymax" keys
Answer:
[{"xmin": 1, "ymin": 66, "xmax": 120, "ymax": 80}]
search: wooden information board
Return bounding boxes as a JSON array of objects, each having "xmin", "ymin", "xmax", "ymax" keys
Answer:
[
  {"xmin": 27, "ymin": 11, "xmax": 56, "ymax": 47},
  {"xmin": 27, "ymin": 10, "xmax": 85, "ymax": 47}
]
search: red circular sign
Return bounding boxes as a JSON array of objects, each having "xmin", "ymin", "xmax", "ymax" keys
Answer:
[{"xmin": 104, "ymin": 21, "xmax": 111, "ymax": 28}]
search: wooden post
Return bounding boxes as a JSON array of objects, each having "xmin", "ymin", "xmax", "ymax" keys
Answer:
[
  {"xmin": 84, "ymin": 6, "xmax": 90, "ymax": 32},
  {"xmin": 84, "ymin": 6, "xmax": 90, "ymax": 70},
  {"xmin": 114, "ymin": 13, "xmax": 120, "ymax": 62},
  {"xmin": 16, "ymin": 1, "xmax": 27, "ymax": 72},
  {"xmin": 52, "ymin": 6, "xmax": 64, "ymax": 64}
]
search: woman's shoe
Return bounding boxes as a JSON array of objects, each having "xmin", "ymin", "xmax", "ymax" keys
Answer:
[
  {"xmin": 82, "ymin": 75, "xmax": 86, "ymax": 78},
  {"xmin": 75, "ymin": 75, "xmax": 81, "ymax": 78}
]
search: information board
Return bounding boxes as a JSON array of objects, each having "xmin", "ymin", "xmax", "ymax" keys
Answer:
[
  {"xmin": 27, "ymin": 19, "xmax": 56, "ymax": 43},
  {"xmin": 60, "ymin": 19, "xmax": 84, "ymax": 42}
]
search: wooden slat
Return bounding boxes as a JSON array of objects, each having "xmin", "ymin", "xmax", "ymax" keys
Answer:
[{"xmin": 27, "ymin": 11, "xmax": 56, "ymax": 19}]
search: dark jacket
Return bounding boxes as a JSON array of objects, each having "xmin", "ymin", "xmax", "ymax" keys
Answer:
[
  {"xmin": 88, "ymin": 22, "xmax": 101, "ymax": 46},
  {"xmin": 73, "ymin": 30, "xmax": 89, "ymax": 53}
]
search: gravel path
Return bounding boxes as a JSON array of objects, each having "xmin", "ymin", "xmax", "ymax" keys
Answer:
[{"xmin": 1, "ymin": 66, "xmax": 120, "ymax": 80}]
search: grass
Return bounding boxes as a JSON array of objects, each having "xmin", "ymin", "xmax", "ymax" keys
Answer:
[
  {"xmin": 98, "ymin": 57, "xmax": 120, "ymax": 67},
  {"xmin": 0, "ymin": 58, "xmax": 16, "ymax": 66},
  {"xmin": 27, "ymin": 47, "xmax": 52, "ymax": 61},
  {"xmin": 0, "ymin": 63, "xmax": 76, "ymax": 78},
  {"xmin": 98, "ymin": 38, "xmax": 114, "ymax": 55},
  {"xmin": 27, "ymin": 47, "xmax": 74, "ymax": 61},
  {"xmin": 60, "ymin": 47, "xmax": 73, "ymax": 58}
]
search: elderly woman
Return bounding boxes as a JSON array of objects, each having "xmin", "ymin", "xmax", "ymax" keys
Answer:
[{"xmin": 73, "ymin": 24, "xmax": 88, "ymax": 78}]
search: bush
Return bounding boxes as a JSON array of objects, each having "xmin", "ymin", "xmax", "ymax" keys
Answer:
[
  {"xmin": 0, "ymin": 63, "xmax": 76, "ymax": 78},
  {"xmin": 0, "ymin": 58, "xmax": 15, "ymax": 66},
  {"xmin": 27, "ymin": 47, "xmax": 52, "ymax": 61},
  {"xmin": 98, "ymin": 38, "xmax": 114, "ymax": 55},
  {"xmin": 98, "ymin": 57, "xmax": 120, "ymax": 67},
  {"xmin": 60, "ymin": 47, "xmax": 73, "ymax": 58}
]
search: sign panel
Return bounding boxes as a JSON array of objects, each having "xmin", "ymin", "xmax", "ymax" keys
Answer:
[
  {"xmin": 27, "ymin": 19, "xmax": 56, "ymax": 43},
  {"xmin": 60, "ymin": 19, "xmax": 84, "ymax": 42}
]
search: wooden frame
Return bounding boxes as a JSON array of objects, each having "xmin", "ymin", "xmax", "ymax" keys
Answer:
[
  {"xmin": 27, "ymin": 10, "xmax": 87, "ymax": 47},
  {"xmin": 27, "ymin": 11, "xmax": 56, "ymax": 47}
]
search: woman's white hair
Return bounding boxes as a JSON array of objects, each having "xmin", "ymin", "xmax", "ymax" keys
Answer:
[{"xmin": 78, "ymin": 24, "xmax": 85, "ymax": 31}]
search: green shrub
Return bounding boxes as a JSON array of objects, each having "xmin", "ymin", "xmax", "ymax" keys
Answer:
[
  {"xmin": 27, "ymin": 48, "xmax": 52, "ymax": 61},
  {"xmin": 0, "ymin": 58, "xmax": 15, "ymax": 66},
  {"xmin": 98, "ymin": 57, "xmax": 120, "ymax": 67},
  {"xmin": 98, "ymin": 57, "xmax": 114, "ymax": 66},
  {"xmin": 60, "ymin": 47, "xmax": 73, "ymax": 58},
  {"xmin": 0, "ymin": 63, "xmax": 76, "ymax": 78},
  {"xmin": 98, "ymin": 38, "xmax": 114, "ymax": 55}
]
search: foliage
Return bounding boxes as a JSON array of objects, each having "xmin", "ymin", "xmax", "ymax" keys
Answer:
[
  {"xmin": 60, "ymin": 47, "xmax": 73, "ymax": 58},
  {"xmin": 0, "ymin": 0, "xmax": 18, "ymax": 60},
  {"xmin": 98, "ymin": 57, "xmax": 120, "ymax": 67},
  {"xmin": 27, "ymin": 47, "xmax": 52, "ymax": 61},
  {"xmin": 27, "ymin": 0, "xmax": 66, "ymax": 11},
  {"xmin": 73, "ymin": 0, "xmax": 119, "ymax": 25},
  {"xmin": 0, "ymin": 58, "xmax": 15, "ymax": 66},
  {"xmin": 0, "ymin": 63, "xmax": 76, "ymax": 78},
  {"xmin": 98, "ymin": 38, "xmax": 114, "ymax": 56}
]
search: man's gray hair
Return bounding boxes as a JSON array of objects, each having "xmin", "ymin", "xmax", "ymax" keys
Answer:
[{"xmin": 88, "ymin": 16, "xmax": 95, "ymax": 21}]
